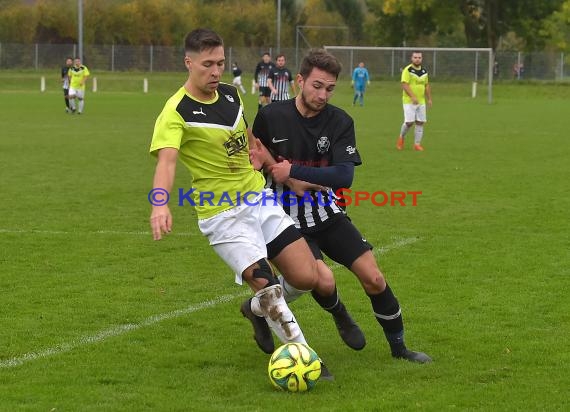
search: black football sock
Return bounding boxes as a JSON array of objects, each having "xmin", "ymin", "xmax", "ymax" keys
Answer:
[
  {"xmin": 368, "ymin": 283, "xmax": 407, "ymax": 355},
  {"xmin": 311, "ymin": 286, "xmax": 341, "ymax": 313}
]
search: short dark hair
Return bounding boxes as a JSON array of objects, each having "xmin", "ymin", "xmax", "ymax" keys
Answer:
[
  {"xmin": 184, "ymin": 28, "xmax": 223, "ymax": 54},
  {"xmin": 298, "ymin": 48, "xmax": 342, "ymax": 79}
]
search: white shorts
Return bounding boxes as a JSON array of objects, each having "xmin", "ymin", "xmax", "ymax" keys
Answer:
[
  {"xmin": 403, "ymin": 104, "xmax": 427, "ymax": 123},
  {"xmin": 68, "ymin": 87, "xmax": 85, "ymax": 99},
  {"xmin": 232, "ymin": 76, "xmax": 243, "ymax": 86},
  {"xmin": 198, "ymin": 189, "xmax": 295, "ymax": 285}
]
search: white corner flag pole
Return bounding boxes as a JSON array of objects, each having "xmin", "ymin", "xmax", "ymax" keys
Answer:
[
  {"xmin": 40, "ymin": 76, "xmax": 46, "ymax": 92},
  {"xmin": 92, "ymin": 77, "xmax": 97, "ymax": 92}
]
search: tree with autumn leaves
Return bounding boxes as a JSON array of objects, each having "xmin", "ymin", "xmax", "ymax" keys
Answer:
[{"xmin": 0, "ymin": 0, "xmax": 568, "ymax": 52}]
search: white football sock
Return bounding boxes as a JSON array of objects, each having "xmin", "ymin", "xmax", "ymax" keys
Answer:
[
  {"xmin": 252, "ymin": 284, "xmax": 307, "ymax": 344},
  {"xmin": 278, "ymin": 275, "xmax": 309, "ymax": 303},
  {"xmin": 414, "ymin": 124, "xmax": 424, "ymax": 144}
]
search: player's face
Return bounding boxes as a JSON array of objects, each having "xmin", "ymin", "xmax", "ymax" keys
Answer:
[
  {"xmin": 66, "ymin": 58, "xmax": 73, "ymax": 67},
  {"xmin": 276, "ymin": 56, "xmax": 285, "ymax": 68},
  {"xmin": 296, "ymin": 67, "xmax": 336, "ymax": 116},
  {"xmin": 411, "ymin": 53, "xmax": 422, "ymax": 66},
  {"xmin": 262, "ymin": 54, "xmax": 271, "ymax": 63},
  {"xmin": 185, "ymin": 46, "xmax": 225, "ymax": 99},
  {"xmin": 74, "ymin": 58, "xmax": 81, "ymax": 67}
]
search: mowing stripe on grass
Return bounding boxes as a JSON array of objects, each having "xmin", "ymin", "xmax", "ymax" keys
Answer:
[
  {"xmin": 0, "ymin": 291, "xmax": 249, "ymax": 369},
  {"xmin": 0, "ymin": 237, "xmax": 417, "ymax": 369}
]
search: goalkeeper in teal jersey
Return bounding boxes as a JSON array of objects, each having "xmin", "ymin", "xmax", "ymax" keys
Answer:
[{"xmin": 351, "ymin": 62, "xmax": 370, "ymax": 106}]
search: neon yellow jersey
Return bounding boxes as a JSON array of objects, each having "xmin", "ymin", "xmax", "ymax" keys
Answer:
[
  {"xmin": 401, "ymin": 63, "xmax": 429, "ymax": 104},
  {"xmin": 149, "ymin": 83, "xmax": 265, "ymax": 219},
  {"xmin": 69, "ymin": 65, "xmax": 90, "ymax": 90}
]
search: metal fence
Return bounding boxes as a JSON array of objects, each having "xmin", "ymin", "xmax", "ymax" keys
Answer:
[{"xmin": 0, "ymin": 43, "xmax": 567, "ymax": 81}]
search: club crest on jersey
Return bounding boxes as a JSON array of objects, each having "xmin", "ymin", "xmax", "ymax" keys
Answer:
[
  {"xmin": 225, "ymin": 94, "xmax": 235, "ymax": 103},
  {"xmin": 346, "ymin": 145, "xmax": 356, "ymax": 154},
  {"xmin": 317, "ymin": 136, "xmax": 330, "ymax": 154}
]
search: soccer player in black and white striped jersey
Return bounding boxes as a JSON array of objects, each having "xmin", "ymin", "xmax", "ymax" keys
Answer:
[
  {"xmin": 61, "ymin": 57, "xmax": 72, "ymax": 113},
  {"xmin": 254, "ymin": 52, "xmax": 273, "ymax": 109},
  {"xmin": 268, "ymin": 54, "xmax": 297, "ymax": 102},
  {"xmin": 250, "ymin": 48, "xmax": 432, "ymax": 364}
]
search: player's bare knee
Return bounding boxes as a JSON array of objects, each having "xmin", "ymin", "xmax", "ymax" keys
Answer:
[
  {"xmin": 316, "ymin": 262, "xmax": 336, "ymax": 295},
  {"xmin": 243, "ymin": 258, "xmax": 278, "ymax": 290},
  {"xmin": 360, "ymin": 270, "xmax": 386, "ymax": 294}
]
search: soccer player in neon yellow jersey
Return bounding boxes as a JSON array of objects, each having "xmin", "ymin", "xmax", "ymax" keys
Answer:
[
  {"xmin": 149, "ymin": 29, "xmax": 362, "ymax": 378},
  {"xmin": 396, "ymin": 51, "xmax": 432, "ymax": 151},
  {"xmin": 68, "ymin": 57, "xmax": 90, "ymax": 114}
]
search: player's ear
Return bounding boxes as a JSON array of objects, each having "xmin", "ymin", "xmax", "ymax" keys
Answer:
[
  {"xmin": 184, "ymin": 55, "xmax": 192, "ymax": 71},
  {"xmin": 296, "ymin": 73, "xmax": 303, "ymax": 89}
]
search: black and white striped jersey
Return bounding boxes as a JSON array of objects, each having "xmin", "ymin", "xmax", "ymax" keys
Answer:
[
  {"xmin": 252, "ymin": 99, "xmax": 362, "ymax": 232},
  {"xmin": 61, "ymin": 65, "xmax": 70, "ymax": 89},
  {"xmin": 254, "ymin": 61, "xmax": 273, "ymax": 87},
  {"xmin": 269, "ymin": 67, "xmax": 294, "ymax": 101}
]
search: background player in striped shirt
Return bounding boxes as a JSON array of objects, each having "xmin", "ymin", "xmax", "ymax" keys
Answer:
[
  {"xmin": 61, "ymin": 57, "xmax": 72, "ymax": 113},
  {"xmin": 254, "ymin": 52, "xmax": 273, "ymax": 109},
  {"xmin": 250, "ymin": 48, "xmax": 432, "ymax": 363},
  {"xmin": 268, "ymin": 54, "xmax": 297, "ymax": 102},
  {"xmin": 396, "ymin": 51, "xmax": 432, "ymax": 151}
]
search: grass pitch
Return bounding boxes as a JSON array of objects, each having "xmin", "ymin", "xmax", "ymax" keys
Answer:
[{"xmin": 0, "ymin": 72, "xmax": 568, "ymax": 411}]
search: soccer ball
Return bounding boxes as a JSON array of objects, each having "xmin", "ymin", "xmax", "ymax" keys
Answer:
[{"xmin": 267, "ymin": 343, "xmax": 321, "ymax": 392}]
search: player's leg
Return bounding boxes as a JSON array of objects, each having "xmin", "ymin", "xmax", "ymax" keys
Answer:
[
  {"xmin": 358, "ymin": 87, "xmax": 364, "ymax": 106},
  {"xmin": 277, "ymin": 233, "xmax": 365, "ymax": 350},
  {"xmin": 318, "ymin": 216, "xmax": 431, "ymax": 363},
  {"xmin": 68, "ymin": 88, "xmax": 77, "ymax": 112},
  {"xmin": 413, "ymin": 105, "xmax": 427, "ymax": 151},
  {"xmin": 350, "ymin": 252, "xmax": 431, "ymax": 362},
  {"xmin": 63, "ymin": 88, "xmax": 70, "ymax": 112},
  {"xmin": 77, "ymin": 89, "xmax": 85, "ymax": 114},
  {"xmin": 242, "ymin": 258, "xmax": 307, "ymax": 348},
  {"xmin": 236, "ymin": 76, "xmax": 246, "ymax": 94},
  {"xmin": 397, "ymin": 104, "xmax": 415, "ymax": 150},
  {"xmin": 198, "ymin": 205, "xmax": 308, "ymax": 354}
]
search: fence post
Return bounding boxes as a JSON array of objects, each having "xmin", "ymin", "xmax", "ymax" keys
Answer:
[
  {"xmin": 150, "ymin": 44, "xmax": 153, "ymax": 73},
  {"xmin": 474, "ymin": 51, "xmax": 479, "ymax": 82},
  {"xmin": 35, "ymin": 43, "xmax": 39, "ymax": 70},
  {"xmin": 111, "ymin": 44, "xmax": 115, "ymax": 72},
  {"xmin": 561, "ymin": 52, "xmax": 564, "ymax": 81}
]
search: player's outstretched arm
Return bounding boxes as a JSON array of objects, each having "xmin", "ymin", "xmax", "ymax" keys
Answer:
[{"xmin": 150, "ymin": 148, "xmax": 178, "ymax": 240}]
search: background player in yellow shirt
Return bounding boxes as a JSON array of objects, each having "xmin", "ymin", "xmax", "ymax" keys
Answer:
[
  {"xmin": 396, "ymin": 52, "xmax": 432, "ymax": 151},
  {"xmin": 68, "ymin": 57, "xmax": 90, "ymax": 114}
]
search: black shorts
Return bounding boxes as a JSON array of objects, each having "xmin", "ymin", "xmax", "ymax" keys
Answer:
[
  {"xmin": 302, "ymin": 215, "xmax": 373, "ymax": 268},
  {"xmin": 259, "ymin": 86, "xmax": 271, "ymax": 97}
]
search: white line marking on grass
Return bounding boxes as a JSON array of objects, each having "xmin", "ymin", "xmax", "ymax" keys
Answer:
[
  {"xmin": 0, "ymin": 229, "xmax": 195, "ymax": 237},
  {"xmin": 328, "ymin": 237, "xmax": 420, "ymax": 270},
  {"xmin": 0, "ymin": 291, "xmax": 249, "ymax": 369},
  {"xmin": 0, "ymin": 238, "xmax": 418, "ymax": 369}
]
